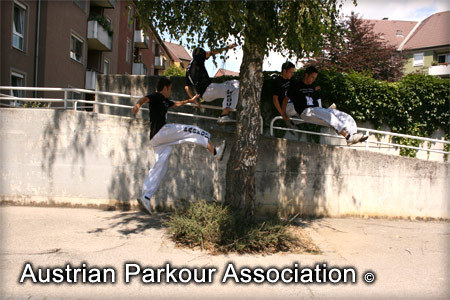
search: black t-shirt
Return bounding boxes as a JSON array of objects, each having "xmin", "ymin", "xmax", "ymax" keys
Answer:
[
  {"xmin": 287, "ymin": 80, "xmax": 320, "ymax": 115},
  {"xmin": 145, "ymin": 92, "xmax": 174, "ymax": 139},
  {"xmin": 273, "ymin": 75, "xmax": 291, "ymax": 107},
  {"xmin": 185, "ymin": 48, "xmax": 212, "ymax": 96}
]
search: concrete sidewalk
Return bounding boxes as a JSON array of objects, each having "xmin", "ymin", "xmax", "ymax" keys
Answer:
[{"xmin": 0, "ymin": 206, "xmax": 448, "ymax": 299}]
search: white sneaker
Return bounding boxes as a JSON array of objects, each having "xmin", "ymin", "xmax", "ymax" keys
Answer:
[
  {"xmin": 346, "ymin": 133, "xmax": 368, "ymax": 145},
  {"xmin": 214, "ymin": 140, "xmax": 226, "ymax": 161},
  {"xmin": 137, "ymin": 197, "xmax": 152, "ymax": 214},
  {"xmin": 217, "ymin": 115, "xmax": 234, "ymax": 124}
]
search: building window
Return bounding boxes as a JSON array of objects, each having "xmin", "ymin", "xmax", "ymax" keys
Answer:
[
  {"xmin": 11, "ymin": 72, "xmax": 25, "ymax": 106},
  {"xmin": 12, "ymin": 1, "xmax": 26, "ymax": 51},
  {"xmin": 70, "ymin": 34, "xmax": 84, "ymax": 63},
  {"xmin": 437, "ymin": 54, "xmax": 450, "ymax": 64},
  {"xmin": 126, "ymin": 39, "xmax": 131, "ymax": 63},
  {"xmin": 413, "ymin": 53, "xmax": 424, "ymax": 67},
  {"xmin": 128, "ymin": 7, "xmax": 133, "ymax": 31},
  {"xmin": 396, "ymin": 30, "xmax": 403, "ymax": 37},
  {"xmin": 104, "ymin": 59, "xmax": 110, "ymax": 75}
]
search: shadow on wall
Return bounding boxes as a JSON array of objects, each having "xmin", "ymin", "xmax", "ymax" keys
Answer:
[
  {"xmin": 41, "ymin": 110, "xmax": 98, "ymax": 203},
  {"xmin": 106, "ymin": 116, "xmax": 151, "ymax": 204},
  {"xmin": 39, "ymin": 108, "xmax": 226, "ymax": 209},
  {"xmin": 40, "ymin": 109, "xmax": 150, "ymax": 205},
  {"xmin": 257, "ymin": 136, "xmax": 353, "ymax": 217}
]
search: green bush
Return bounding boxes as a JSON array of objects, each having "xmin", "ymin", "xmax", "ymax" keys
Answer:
[
  {"xmin": 163, "ymin": 64, "xmax": 186, "ymax": 77},
  {"xmin": 261, "ymin": 70, "xmax": 450, "ymax": 158},
  {"xmin": 166, "ymin": 200, "xmax": 305, "ymax": 254}
]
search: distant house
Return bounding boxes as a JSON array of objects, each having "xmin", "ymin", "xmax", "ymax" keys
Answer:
[
  {"xmin": 365, "ymin": 18, "xmax": 418, "ymax": 49},
  {"xmin": 214, "ymin": 69, "xmax": 239, "ymax": 78},
  {"xmin": 367, "ymin": 11, "xmax": 450, "ymax": 78},
  {"xmin": 163, "ymin": 41, "xmax": 192, "ymax": 70},
  {"xmin": 399, "ymin": 11, "xmax": 450, "ymax": 77}
]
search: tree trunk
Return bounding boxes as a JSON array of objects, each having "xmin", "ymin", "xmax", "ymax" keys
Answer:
[{"xmin": 224, "ymin": 43, "xmax": 264, "ymax": 216}]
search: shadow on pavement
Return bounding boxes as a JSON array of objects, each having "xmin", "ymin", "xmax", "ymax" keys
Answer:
[{"xmin": 88, "ymin": 210, "xmax": 170, "ymax": 236}]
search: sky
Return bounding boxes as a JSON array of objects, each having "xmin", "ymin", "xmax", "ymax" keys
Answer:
[{"xmin": 163, "ymin": 0, "xmax": 450, "ymax": 75}]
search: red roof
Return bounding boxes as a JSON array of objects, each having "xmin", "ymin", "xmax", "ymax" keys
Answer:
[
  {"xmin": 163, "ymin": 41, "xmax": 192, "ymax": 62},
  {"xmin": 214, "ymin": 69, "xmax": 239, "ymax": 77},
  {"xmin": 402, "ymin": 11, "xmax": 450, "ymax": 50},
  {"xmin": 364, "ymin": 19, "xmax": 418, "ymax": 48}
]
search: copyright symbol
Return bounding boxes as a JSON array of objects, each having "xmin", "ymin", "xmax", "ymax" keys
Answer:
[{"xmin": 363, "ymin": 271, "xmax": 376, "ymax": 284}]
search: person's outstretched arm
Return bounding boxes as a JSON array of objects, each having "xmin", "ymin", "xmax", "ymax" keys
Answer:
[
  {"xmin": 205, "ymin": 43, "xmax": 237, "ymax": 59},
  {"xmin": 132, "ymin": 96, "xmax": 149, "ymax": 115},
  {"xmin": 172, "ymin": 94, "xmax": 200, "ymax": 108}
]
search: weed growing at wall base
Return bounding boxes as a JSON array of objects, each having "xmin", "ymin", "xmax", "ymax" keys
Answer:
[{"xmin": 165, "ymin": 200, "xmax": 318, "ymax": 254}]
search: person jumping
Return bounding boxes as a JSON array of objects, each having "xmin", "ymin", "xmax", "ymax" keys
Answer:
[
  {"xmin": 132, "ymin": 77, "xmax": 226, "ymax": 214},
  {"xmin": 185, "ymin": 44, "xmax": 239, "ymax": 124}
]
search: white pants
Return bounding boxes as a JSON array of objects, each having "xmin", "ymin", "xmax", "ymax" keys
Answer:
[
  {"xmin": 202, "ymin": 80, "xmax": 239, "ymax": 110},
  {"xmin": 286, "ymin": 102, "xmax": 357, "ymax": 135},
  {"xmin": 142, "ymin": 123, "xmax": 211, "ymax": 200}
]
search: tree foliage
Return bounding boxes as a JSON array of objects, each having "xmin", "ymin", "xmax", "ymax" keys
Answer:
[
  {"xmin": 163, "ymin": 64, "xmax": 186, "ymax": 77},
  {"xmin": 133, "ymin": 0, "xmax": 348, "ymax": 215},
  {"xmin": 134, "ymin": 0, "xmax": 346, "ymax": 57},
  {"xmin": 308, "ymin": 12, "xmax": 405, "ymax": 81}
]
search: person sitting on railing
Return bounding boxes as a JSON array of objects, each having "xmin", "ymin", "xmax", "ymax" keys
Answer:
[
  {"xmin": 132, "ymin": 77, "xmax": 226, "ymax": 214},
  {"xmin": 272, "ymin": 61, "xmax": 298, "ymax": 130},
  {"xmin": 282, "ymin": 66, "xmax": 368, "ymax": 146},
  {"xmin": 185, "ymin": 44, "xmax": 239, "ymax": 125}
]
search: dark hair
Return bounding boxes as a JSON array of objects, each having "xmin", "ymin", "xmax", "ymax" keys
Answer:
[
  {"xmin": 157, "ymin": 77, "xmax": 172, "ymax": 92},
  {"xmin": 305, "ymin": 66, "xmax": 319, "ymax": 75},
  {"xmin": 192, "ymin": 47, "xmax": 206, "ymax": 59},
  {"xmin": 281, "ymin": 61, "xmax": 295, "ymax": 72}
]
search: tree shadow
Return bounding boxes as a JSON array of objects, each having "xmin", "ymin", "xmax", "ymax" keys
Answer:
[{"xmin": 87, "ymin": 211, "xmax": 169, "ymax": 236}]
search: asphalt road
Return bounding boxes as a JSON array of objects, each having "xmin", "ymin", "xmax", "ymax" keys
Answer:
[{"xmin": 0, "ymin": 206, "xmax": 448, "ymax": 299}]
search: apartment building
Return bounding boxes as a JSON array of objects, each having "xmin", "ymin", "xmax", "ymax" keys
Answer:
[{"xmin": 0, "ymin": 0, "xmax": 169, "ymax": 103}]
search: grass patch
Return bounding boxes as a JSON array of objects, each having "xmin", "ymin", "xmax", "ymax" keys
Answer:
[{"xmin": 166, "ymin": 200, "xmax": 320, "ymax": 254}]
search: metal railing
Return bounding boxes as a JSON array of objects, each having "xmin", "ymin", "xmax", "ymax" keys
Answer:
[
  {"xmin": 270, "ymin": 116, "xmax": 450, "ymax": 155},
  {"xmin": 0, "ymin": 86, "xmax": 264, "ymax": 134}
]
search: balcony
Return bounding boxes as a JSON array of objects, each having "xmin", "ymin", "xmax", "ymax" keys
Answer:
[
  {"xmin": 87, "ymin": 20, "xmax": 112, "ymax": 51},
  {"xmin": 132, "ymin": 63, "xmax": 148, "ymax": 75},
  {"xmin": 428, "ymin": 64, "xmax": 450, "ymax": 77},
  {"xmin": 154, "ymin": 56, "xmax": 165, "ymax": 69},
  {"xmin": 85, "ymin": 70, "xmax": 99, "ymax": 90},
  {"xmin": 134, "ymin": 30, "xmax": 149, "ymax": 49},
  {"xmin": 90, "ymin": 0, "xmax": 115, "ymax": 8}
]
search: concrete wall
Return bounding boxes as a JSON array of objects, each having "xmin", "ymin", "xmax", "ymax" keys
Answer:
[{"xmin": 1, "ymin": 108, "xmax": 449, "ymax": 219}]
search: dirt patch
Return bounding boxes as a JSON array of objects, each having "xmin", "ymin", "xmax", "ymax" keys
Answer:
[{"xmin": 286, "ymin": 225, "xmax": 321, "ymax": 254}]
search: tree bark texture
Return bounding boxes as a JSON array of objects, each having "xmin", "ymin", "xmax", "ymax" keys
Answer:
[{"xmin": 224, "ymin": 43, "xmax": 264, "ymax": 216}]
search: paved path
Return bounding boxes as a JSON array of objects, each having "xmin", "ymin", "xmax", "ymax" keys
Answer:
[{"xmin": 0, "ymin": 206, "xmax": 448, "ymax": 299}]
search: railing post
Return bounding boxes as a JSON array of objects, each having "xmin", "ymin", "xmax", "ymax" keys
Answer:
[
  {"xmin": 63, "ymin": 90, "xmax": 68, "ymax": 110},
  {"xmin": 365, "ymin": 129, "xmax": 370, "ymax": 150}
]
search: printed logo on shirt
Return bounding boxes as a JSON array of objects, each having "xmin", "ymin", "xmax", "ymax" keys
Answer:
[
  {"xmin": 306, "ymin": 96, "xmax": 314, "ymax": 106},
  {"xmin": 226, "ymin": 89, "xmax": 233, "ymax": 107},
  {"xmin": 183, "ymin": 126, "xmax": 211, "ymax": 139}
]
